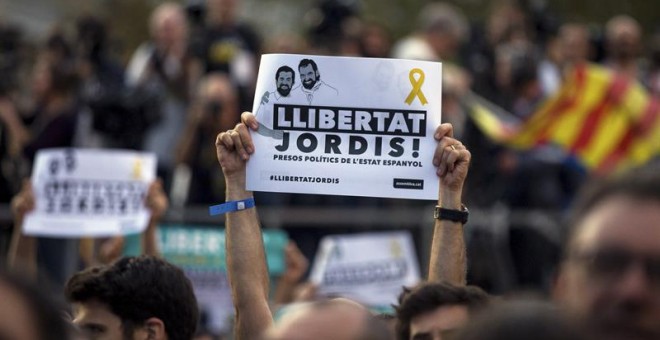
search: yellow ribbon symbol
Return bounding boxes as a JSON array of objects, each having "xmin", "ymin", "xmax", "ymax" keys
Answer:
[
  {"xmin": 132, "ymin": 158, "xmax": 143, "ymax": 180},
  {"xmin": 390, "ymin": 239, "xmax": 403, "ymax": 258},
  {"xmin": 405, "ymin": 68, "xmax": 428, "ymax": 105}
]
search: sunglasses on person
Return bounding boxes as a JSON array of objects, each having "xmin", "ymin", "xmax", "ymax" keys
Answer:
[{"xmin": 570, "ymin": 247, "xmax": 660, "ymax": 287}]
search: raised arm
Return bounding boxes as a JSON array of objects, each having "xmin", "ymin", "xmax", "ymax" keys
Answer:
[
  {"xmin": 274, "ymin": 241, "xmax": 310, "ymax": 306},
  {"xmin": 216, "ymin": 112, "xmax": 273, "ymax": 339},
  {"xmin": 97, "ymin": 179, "xmax": 168, "ymax": 264},
  {"xmin": 142, "ymin": 179, "xmax": 168, "ymax": 257},
  {"xmin": 428, "ymin": 123, "xmax": 471, "ymax": 285},
  {"xmin": 7, "ymin": 180, "xmax": 37, "ymax": 278}
]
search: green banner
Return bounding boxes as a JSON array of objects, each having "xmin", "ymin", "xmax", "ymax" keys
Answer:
[{"xmin": 158, "ymin": 224, "xmax": 288, "ymax": 275}]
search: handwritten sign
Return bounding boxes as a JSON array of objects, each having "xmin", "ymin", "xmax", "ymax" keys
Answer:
[
  {"xmin": 309, "ymin": 231, "xmax": 421, "ymax": 307},
  {"xmin": 22, "ymin": 149, "xmax": 156, "ymax": 237},
  {"xmin": 247, "ymin": 54, "xmax": 442, "ymax": 200}
]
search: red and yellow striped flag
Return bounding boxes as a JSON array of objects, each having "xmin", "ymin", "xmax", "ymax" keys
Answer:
[{"xmin": 468, "ymin": 63, "xmax": 660, "ymax": 174}]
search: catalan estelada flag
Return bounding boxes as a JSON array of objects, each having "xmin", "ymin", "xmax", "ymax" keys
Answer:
[{"xmin": 467, "ymin": 63, "xmax": 660, "ymax": 174}]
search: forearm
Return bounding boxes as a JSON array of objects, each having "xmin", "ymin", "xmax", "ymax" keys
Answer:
[
  {"xmin": 142, "ymin": 220, "xmax": 161, "ymax": 257},
  {"xmin": 2, "ymin": 113, "xmax": 30, "ymax": 157},
  {"xmin": 428, "ymin": 187, "xmax": 467, "ymax": 285},
  {"xmin": 7, "ymin": 218, "xmax": 37, "ymax": 278},
  {"xmin": 225, "ymin": 176, "xmax": 272, "ymax": 338},
  {"xmin": 273, "ymin": 277, "xmax": 298, "ymax": 306}
]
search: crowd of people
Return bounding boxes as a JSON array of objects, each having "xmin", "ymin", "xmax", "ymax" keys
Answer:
[{"xmin": 1, "ymin": 0, "xmax": 659, "ymax": 339}]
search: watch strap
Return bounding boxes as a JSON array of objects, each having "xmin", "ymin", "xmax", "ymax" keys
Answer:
[{"xmin": 434, "ymin": 204, "xmax": 469, "ymax": 224}]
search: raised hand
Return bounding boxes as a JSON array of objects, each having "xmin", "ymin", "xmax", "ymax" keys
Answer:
[
  {"xmin": 215, "ymin": 112, "xmax": 259, "ymax": 181},
  {"xmin": 432, "ymin": 123, "xmax": 471, "ymax": 201},
  {"xmin": 145, "ymin": 178, "xmax": 168, "ymax": 221}
]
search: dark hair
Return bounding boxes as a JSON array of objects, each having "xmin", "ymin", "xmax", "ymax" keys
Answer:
[
  {"xmin": 395, "ymin": 282, "xmax": 490, "ymax": 340},
  {"xmin": 65, "ymin": 256, "xmax": 199, "ymax": 340},
  {"xmin": 565, "ymin": 166, "xmax": 660, "ymax": 253},
  {"xmin": 48, "ymin": 61, "xmax": 79, "ymax": 97},
  {"xmin": 76, "ymin": 15, "xmax": 108, "ymax": 62},
  {"xmin": 456, "ymin": 300, "xmax": 585, "ymax": 340},
  {"xmin": 46, "ymin": 33, "xmax": 73, "ymax": 61},
  {"xmin": 298, "ymin": 59, "xmax": 318, "ymax": 72},
  {"xmin": 275, "ymin": 65, "xmax": 295, "ymax": 83},
  {"xmin": 0, "ymin": 268, "xmax": 71, "ymax": 340},
  {"xmin": 510, "ymin": 49, "xmax": 539, "ymax": 93}
]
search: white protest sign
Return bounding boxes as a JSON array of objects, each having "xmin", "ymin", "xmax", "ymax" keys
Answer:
[
  {"xmin": 23, "ymin": 148, "xmax": 156, "ymax": 237},
  {"xmin": 248, "ymin": 54, "xmax": 442, "ymax": 200},
  {"xmin": 309, "ymin": 231, "xmax": 421, "ymax": 307}
]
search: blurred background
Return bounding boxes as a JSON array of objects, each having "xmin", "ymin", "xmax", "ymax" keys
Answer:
[{"xmin": 1, "ymin": 0, "xmax": 659, "ymax": 310}]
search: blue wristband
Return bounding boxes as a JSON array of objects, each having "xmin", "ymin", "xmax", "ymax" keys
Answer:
[{"xmin": 209, "ymin": 197, "xmax": 256, "ymax": 216}]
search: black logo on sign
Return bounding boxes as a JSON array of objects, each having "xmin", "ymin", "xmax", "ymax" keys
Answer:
[{"xmin": 393, "ymin": 178, "xmax": 424, "ymax": 190}]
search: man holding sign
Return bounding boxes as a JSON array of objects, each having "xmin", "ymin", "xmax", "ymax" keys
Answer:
[{"xmin": 215, "ymin": 109, "xmax": 470, "ymax": 339}]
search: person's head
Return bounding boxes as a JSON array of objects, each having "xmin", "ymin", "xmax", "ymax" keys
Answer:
[
  {"xmin": 395, "ymin": 282, "xmax": 490, "ymax": 340},
  {"xmin": 554, "ymin": 167, "xmax": 660, "ymax": 340},
  {"xmin": 360, "ymin": 22, "xmax": 392, "ymax": 58},
  {"xmin": 0, "ymin": 269, "xmax": 72, "ymax": 340},
  {"xmin": 605, "ymin": 15, "xmax": 642, "ymax": 62},
  {"xmin": 486, "ymin": 2, "xmax": 527, "ymax": 47},
  {"xmin": 65, "ymin": 256, "xmax": 199, "ymax": 340},
  {"xmin": 263, "ymin": 298, "xmax": 392, "ymax": 340},
  {"xmin": 45, "ymin": 33, "xmax": 73, "ymax": 65},
  {"xmin": 32, "ymin": 53, "xmax": 78, "ymax": 101},
  {"xmin": 76, "ymin": 15, "xmax": 108, "ymax": 62},
  {"xmin": 298, "ymin": 59, "xmax": 319, "ymax": 90},
  {"xmin": 455, "ymin": 299, "xmax": 585, "ymax": 340},
  {"xmin": 205, "ymin": 0, "xmax": 238, "ymax": 26},
  {"xmin": 418, "ymin": 2, "xmax": 468, "ymax": 60},
  {"xmin": 149, "ymin": 2, "xmax": 188, "ymax": 52},
  {"xmin": 275, "ymin": 66, "xmax": 295, "ymax": 97},
  {"xmin": 196, "ymin": 73, "xmax": 239, "ymax": 130},
  {"xmin": 558, "ymin": 23, "xmax": 590, "ymax": 68}
]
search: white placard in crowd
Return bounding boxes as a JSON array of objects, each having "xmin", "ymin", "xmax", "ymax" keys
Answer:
[
  {"xmin": 247, "ymin": 54, "xmax": 442, "ymax": 200},
  {"xmin": 22, "ymin": 148, "xmax": 156, "ymax": 237},
  {"xmin": 309, "ymin": 231, "xmax": 421, "ymax": 307}
]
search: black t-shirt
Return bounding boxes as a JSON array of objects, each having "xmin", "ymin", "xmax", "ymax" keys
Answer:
[
  {"xmin": 195, "ymin": 23, "xmax": 260, "ymax": 74},
  {"xmin": 23, "ymin": 103, "xmax": 78, "ymax": 164}
]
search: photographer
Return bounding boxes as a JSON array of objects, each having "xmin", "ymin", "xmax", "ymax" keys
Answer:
[
  {"xmin": 175, "ymin": 73, "xmax": 238, "ymax": 205},
  {"xmin": 126, "ymin": 2, "xmax": 202, "ymax": 190}
]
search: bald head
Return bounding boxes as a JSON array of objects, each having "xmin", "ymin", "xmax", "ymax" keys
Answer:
[
  {"xmin": 264, "ymin": 299, "xmax": 392, "ymax": 340},
  {"xmin": 149, "ymin": 2, "xmax": 188, "ymax": 51}
]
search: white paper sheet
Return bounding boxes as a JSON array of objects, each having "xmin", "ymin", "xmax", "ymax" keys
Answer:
[
  {"xmin": 22, "ymin": 148, "xmax": 156, "ymax": 237},
  {"xmin": 247, "ymin": 54, "xmax": 442, "ymax": 200}
]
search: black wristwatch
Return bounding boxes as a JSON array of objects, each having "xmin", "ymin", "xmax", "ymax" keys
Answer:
[{"xmin": 434, "ymin": 204, "xmax": 469, "ymax": 224}]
